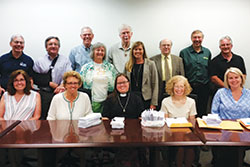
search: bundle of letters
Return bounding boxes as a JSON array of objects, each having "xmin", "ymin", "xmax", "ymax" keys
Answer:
[
  {"xmin": 110, "ymin": 117, "xmax": 125, "ymax": 129},
  {"xmin": 78, "ymin": 113, "xmax": 102, "ymax": 128},
  {"xmin": 202, "ymin": 114, "xmax": 222, "ymax": 126},
  {"xmin": 141, "ymin": 109, "xmax": 165, "ymax": 127}
]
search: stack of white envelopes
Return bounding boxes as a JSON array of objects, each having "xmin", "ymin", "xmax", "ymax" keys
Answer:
[
  {"xmin": 202, "ymin": 114, "xmax": 222, "ymax": 126},
  {"xmin": 78, "ymin": 113, "xmax": 102, "ymax": 128},
  {"xmin": 141, "ymin": 109, "xmax": 165, "ymax": 127},
  {"xmin": 110, "ymin": 117, "xmax": 125, "ymax": 129}
]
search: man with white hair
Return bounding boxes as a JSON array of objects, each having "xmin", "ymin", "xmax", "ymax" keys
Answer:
[
  {"xmin": 69, "ymin": 26, "xmax": 94, "ymax": 72},
  {"xmin": 108, "ymin": 24, "xmax": 133, "ymax": 73},
  {"xmin": 0, "ymin": 34, "xmax": 34, "ymax": 94},
  {"xmin": 209, "ymin": 35, "xmax": 246, "ymax": 94}
]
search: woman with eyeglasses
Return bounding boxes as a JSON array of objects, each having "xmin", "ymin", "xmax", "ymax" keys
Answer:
[
  {"xmin": 103, "ymin": 73, "xmax": 144, "ymax": 119},
  {"xmin": 0, "ymin": 70, "xmax": 41, "ymax": 120},
  {"xmin": 47, "ymin": 71, "xmax": 92, "ymax": 120}
]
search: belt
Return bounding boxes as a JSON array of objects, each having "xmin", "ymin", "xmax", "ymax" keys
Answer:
[{"xmin": 39, "ymin": 87, "xmax": 54, "ymax": 93}]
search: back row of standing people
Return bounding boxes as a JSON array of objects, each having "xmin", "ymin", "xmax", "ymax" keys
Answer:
[{"xmin": 0, "ymin": 25, "xmax": 246, "ymax": 120}]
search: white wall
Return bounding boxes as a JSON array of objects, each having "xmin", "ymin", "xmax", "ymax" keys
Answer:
[{"xmin": 1, "ymin": 0, "xmax": 250, "ymax": 87}]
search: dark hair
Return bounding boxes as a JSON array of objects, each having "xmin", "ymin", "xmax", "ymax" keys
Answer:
[
  {"xmin": 109, "ymin": 73, "xmax": 130, "ymax": 103},
  {"xmin": 45, "ymin": 36, "xmax": 60, "ymax": 48},
  {"xmin": 7, "ymin": 70, "xmax": 31, "ymax": 95}
]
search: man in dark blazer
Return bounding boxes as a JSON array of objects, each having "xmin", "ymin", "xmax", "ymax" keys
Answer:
[{"xmin": 150, "ymin": 38, "xmax": 184, "ymax": 109}]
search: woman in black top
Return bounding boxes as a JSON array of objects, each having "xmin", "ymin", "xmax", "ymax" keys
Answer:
[{"xmin": 103, "ymin": 73, "xmax": 144, "ymax": 119}]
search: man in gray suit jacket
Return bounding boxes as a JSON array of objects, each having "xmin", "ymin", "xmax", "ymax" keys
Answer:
[{"xmin": 150, "ymin": 38, "xmax": 184, "ymax": 109}]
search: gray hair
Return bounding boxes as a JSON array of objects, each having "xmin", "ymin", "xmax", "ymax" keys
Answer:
[
  {"xmin": 81, "ymin": 26, "xmax": 93, "ymax": 35},
  {"xmin": 219, "ymin": 36, "xmax": 233, "ymax": 46},
  {"xmin": 10, "ymin": 34, "xmax": 24, "ymax": 43},
  {"xmin": 90, "ymin": 42, "xmax": 107, "ymax": 60},
  {"xmin": 159, "ymin": 38, "xmax": 173, "ymax": 47},
  {"xmin": 118, "ymin": 24, "xmax": 132, "ymax": 35}
]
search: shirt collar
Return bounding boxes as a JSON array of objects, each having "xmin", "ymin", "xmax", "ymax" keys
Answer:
[
  {"xmin": 47, "ymin": 54, "xmax": 59, "ymax": 61},
  {"xmin": 218, "ymin": 52, "xmax": 234, "ymax": 61},
  {"xmin": 189, "ymin": 45, "xmax": 204, "ymax": 53},
  {"xmin": 119, "ymin": 42, "xmax": 133, "ymax": 51},
  {"xmin": 161, "ymin": 53, "xmax": 171, "ymax": 59},
  {"xmin": 82, "ymin": 44, "xmax": 92, "ymax": 51},
  {"xmin": 10, "ymin": 51, "xmax": 23, "ymax": 60}
]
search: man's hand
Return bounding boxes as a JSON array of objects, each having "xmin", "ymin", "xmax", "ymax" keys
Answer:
[{"xmin": 54, "ymin": 85, "xmax": 65, "ymax": 94}]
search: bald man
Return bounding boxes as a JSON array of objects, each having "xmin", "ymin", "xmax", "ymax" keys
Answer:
[{"xmin": 150, "ymin": 38, "xmax": 184, "ymax": 109}]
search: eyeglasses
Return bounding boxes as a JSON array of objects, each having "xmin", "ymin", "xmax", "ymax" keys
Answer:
[
  {"xmin": 117, "ymin": 81, "xmax": 129, "ymax": 85},
  {"xmin": 14, "ymin": 79, "xmax": 25, "ymax": 83},
  {"xmin": 174, "ymin": 85, "xmax": 185, "ymax": 89},
  {"xmin": 66, "ymin": 82, "xmax": 79, "ymax": 86}
]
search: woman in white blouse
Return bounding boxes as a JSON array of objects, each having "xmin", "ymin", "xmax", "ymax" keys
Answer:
[
  {"xmin": 0, "ymin": 70, "xmax": 41, "ymax": 120},
  {"xmin": 160, "ymin": 75, "xmax": 197, "ymax": 167},
  {"xmin": 47, "ymin": 71, "xmax": 92, "ymax": 120}
]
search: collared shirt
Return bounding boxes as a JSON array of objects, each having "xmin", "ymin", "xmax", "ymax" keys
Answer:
[
  {"xmin": 0, "ymin": 51, "xmax": 34, "ymax": 89},
  {"xmin": 180, "ymin": 45, "xmax": 211, "ymax": 84},
  {"xmin": 209, "ymin": 52, "xmax": 246, "ymax": 81},
  {"xmin": 69, "ymin": 44, "xmax": 92, "ymax": 72},
  {"xmin": 161, "ymin": 54, "xmax": 172, "ymax": 81},
  {"xmin": 212, "ymin": 88, "xmax": 250, "ymax": 120},
  {"xmin": 107, "ymin": 42, "xmax": 132, "ymax": 73},
  {"xmin": 33, "ymin": 54, "xmax": 72, "ymax": 85}
]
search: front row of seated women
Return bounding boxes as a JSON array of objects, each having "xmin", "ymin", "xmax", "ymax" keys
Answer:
[{"xmin": 0, "ymin": 66, "xmax": 249, "ymax": 166}]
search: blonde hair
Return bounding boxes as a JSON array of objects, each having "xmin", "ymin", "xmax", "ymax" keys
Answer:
[
  {"xmin": 165, "ymin": 75, "xmax": 192, "ymax": 96},
  {"xmin": 224, "ymin": 67, "xmax": 245, "ymax": 89},
  {"xmin": 125, "ymin": 41, "xmax": 148, "ymax": 72},
  {"xmin": 63, "ymin": 71, "xmax": 82, "ymax": 87}
]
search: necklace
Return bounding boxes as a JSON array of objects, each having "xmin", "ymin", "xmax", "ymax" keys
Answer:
[
  {"xmin": 117, "ymin": 93, "xmax": 130, "ymax": 112},
  {"xmin": 132, "ymin": 64, "xmax": 143, "ymax": 87}
]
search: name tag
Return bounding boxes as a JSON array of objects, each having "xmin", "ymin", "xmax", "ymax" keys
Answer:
[
  {"xmin": 203, "ymin": 57, "xmax": 208, "ymax": 60},
  {"xmin": 20, "ymin": 62, "xmax": 27, "ymax": 67}
]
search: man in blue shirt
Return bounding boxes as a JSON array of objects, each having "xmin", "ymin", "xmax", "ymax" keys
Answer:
[
  {"xmin": 0, "ymin": 34, "xmax": 34, "ymax": 94},
  {"xmin": 69, "ymin": 26, "xmax": 94, "ymax": 72}
]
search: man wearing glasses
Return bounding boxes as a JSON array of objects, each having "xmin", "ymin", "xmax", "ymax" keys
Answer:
[{"xmin": 0, "ymin": 34, "xmax": 34, "ymax": 95}]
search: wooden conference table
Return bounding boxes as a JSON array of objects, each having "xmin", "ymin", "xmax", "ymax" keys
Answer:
[
  {"xmin": 0, "ymin": 119, "xmax": 203, "ymax": 148},
  {"xmin": 0, "ymin": 119, "xmax": 250, "ymax": 166}
]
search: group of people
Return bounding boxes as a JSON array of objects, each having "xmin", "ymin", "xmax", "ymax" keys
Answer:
[{"xmin": 0, "ymin": 24, "xmax": 249, "ymax": 167}]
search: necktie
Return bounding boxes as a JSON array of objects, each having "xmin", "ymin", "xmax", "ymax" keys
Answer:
[{"xmin": 165, "ymin": 55, "xmax": 171, "ymax": 82}]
